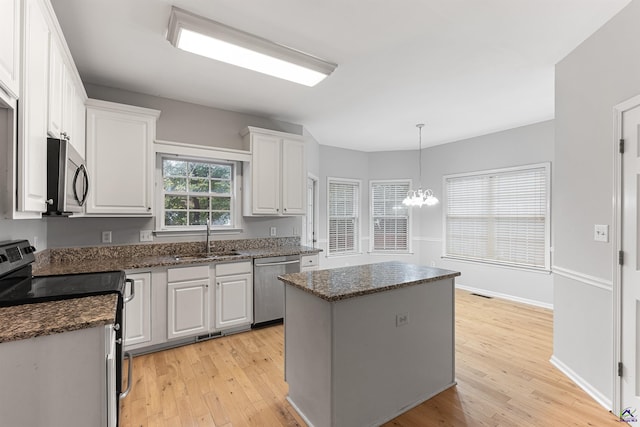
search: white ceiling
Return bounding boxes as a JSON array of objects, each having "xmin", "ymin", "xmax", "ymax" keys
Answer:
[{"xmin": 50, "ymin": 0, "xmax": 630, "ymax": 152}]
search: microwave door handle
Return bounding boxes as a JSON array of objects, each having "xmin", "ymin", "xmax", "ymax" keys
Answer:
[
  {"xmin": 72, "ymin": 165, "xmax": 82, "ymax": 204},
  {"xmin": 80, "ymin": 165, "xmax": 89, "ymax": 206}
]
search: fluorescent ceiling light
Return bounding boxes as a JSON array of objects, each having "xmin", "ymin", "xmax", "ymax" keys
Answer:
[{"xmin": 167, "ymin": 7, "xmax": 337, "ymax": 87}]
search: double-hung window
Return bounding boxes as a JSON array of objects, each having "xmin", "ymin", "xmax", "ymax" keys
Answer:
[
  {"xmin": 161, "ymin": 157, "xmax": 237, "ymax": 229},
  {"xmin": 370, "ymin": 180, "xmax": 411, "ymax": 253},
  {"xmin": 328, "ymin": 178, "xmax": 360, "ymax": 255},
  {"xmin": 444, "ymin": 163, "xmax": 550, "ymax": 270}
]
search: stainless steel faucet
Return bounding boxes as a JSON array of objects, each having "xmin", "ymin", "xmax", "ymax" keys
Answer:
[{"xmin": 206, "ymin": 219, "xmax": 211, "ymax": 256}]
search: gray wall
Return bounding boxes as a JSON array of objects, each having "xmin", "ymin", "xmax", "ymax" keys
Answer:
[
  {"xmin": 317, "ymin": 121, "xmax": 554, "ymax": 309},
  {"xmin": 0, "ymin": 219, "xmax": 47, "ymax": 250},
  {"xmin": 553, "ymin": 0, "xmax": 640, "ymax": 407}
]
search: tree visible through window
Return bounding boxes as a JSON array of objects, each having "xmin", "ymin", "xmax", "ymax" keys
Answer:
[{"xmin": 162, "ymin": 158, "xmax": 234, "ymax": 228}]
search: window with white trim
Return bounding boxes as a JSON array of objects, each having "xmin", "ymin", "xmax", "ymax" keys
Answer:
[
  {"xmin": 370, "ymin": 180, "xmax": 411, "ymax": 253},
  {"xmin": 328, "ymin": 178, "xmax": 360, "ymax": 255},
  {"xmin": 161, "ymin": 157, "xmax": 238, "ymax": 229},
  {"xmin": 444, "ymin": 163, "xmax": 550, "ymax": 270}
]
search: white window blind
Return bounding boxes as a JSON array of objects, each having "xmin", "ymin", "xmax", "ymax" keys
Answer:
[
  {"xmin": 328, "ymin": 178, "xmax": 360, "ymax": 255},
  {"xmin": 370, "ymin": 181, "xmax": 410, "ymax": 252},
  {"xmin": 444, "ymin": 163, "xmax": 550, "ymax": 270}
]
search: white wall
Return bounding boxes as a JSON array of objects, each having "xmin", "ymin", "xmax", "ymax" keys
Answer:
[
  {"xmin": 317, "ymin": 121, "xmax": 555, "ymax": 309},
  {"xmin": 553, "ymin": 0, "xmax": 640, "ymax": 407}
]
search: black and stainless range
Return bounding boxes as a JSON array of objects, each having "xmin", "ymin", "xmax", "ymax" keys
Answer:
[{"xmin": 0, "ymin": 239, "xmax": 133, "ymax": 426}]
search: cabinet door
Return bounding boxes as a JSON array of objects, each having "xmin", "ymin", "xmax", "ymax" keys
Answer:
[
  {"xmin": 251, "ymin": 133, "xmax": 281, "ymax": 215},
  {"xmin": 0, "ymin": 0, "xmax": 20, "ymax": 97},
  {"xmin": 281, "ymin": 138, "xmax": 306, "ymax": 215},
  {"xmin": 47, "ymin": 37, "xmax": 63, "ymax": 138},
  {"xmin": 86, "ymin": 106, "xmax": 155, "ymax": 215},
  {"xmin": 215, "ymin": 273, "xmax": 252, "ymax": 330},
  {"xmin": 124, "ymin": 272, "xmax": 151, "ymax": 347},
  {"xmin": 18, "ymin": 0, "xmax": 50, "ymax": 213},
  {"xmin": 62, "ymin": 68, "xmax": 75, "ymax": 138},
  {"xmin": 167, "ymin": 279, "xmax": 209, "ymax": 339},
  {"xmin": 71, "ymin": 89, "xmax": 86, "ymax": 159}
]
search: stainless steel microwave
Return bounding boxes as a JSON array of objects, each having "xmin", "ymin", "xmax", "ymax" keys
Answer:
[{"xmin": 46, "ymin": 138, "xmax": 89, "ymax": 215}]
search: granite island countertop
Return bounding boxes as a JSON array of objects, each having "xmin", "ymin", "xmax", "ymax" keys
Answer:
[
  {"xmin": 0, "ymin": 294, "xmax": 118, "ymax": 343},
  {"xmin": 278, "ymin": 261, "xmax": 460, "ymax": 302}
]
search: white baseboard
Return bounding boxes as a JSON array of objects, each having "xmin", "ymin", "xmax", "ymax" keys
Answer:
[
  {"xmin": 455, "ymin": 284, "xmax": 553, "ymax": 310},
  {"xmin": 550, "ymin": 355, "xmax": 612, "ymax": 410}
]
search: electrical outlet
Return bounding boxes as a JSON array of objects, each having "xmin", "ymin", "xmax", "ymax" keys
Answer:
[
  {"xmin": 430, "ymin": 260, "xmax": 436, "ymax": 267},
  {"xmin": 396, "ymin": 313, "xmax": 409, "ymax": 327},
  {"xmin": 594, "ymin": 224, "xmax": 609, "ymax": 242},
  {"xmin": 270, "ymin": 227, "xmax": 277, "ymax": 237},
  {"xmin": 293, "ymin": 227, "xmax": 299, "ymax": 236},
  {"xmin": 101, "ymin": 231, "xmax": 112, "ymax": 244},
  {"xmin": 140, "ymin": 230, "xmax": 153, "ymax": 242}
]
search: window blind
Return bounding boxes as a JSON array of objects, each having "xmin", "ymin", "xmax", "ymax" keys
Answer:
[
  {"xmin": 445, "ymin": 164, "xmax": 549, "ymax": 269},
  {"xmin": 370, "ymin": 181, "xmax": 410, "ymax": 252},
  {"xmin": 328, "ymin": 179, "xmax": 360, "ymax": 255}
]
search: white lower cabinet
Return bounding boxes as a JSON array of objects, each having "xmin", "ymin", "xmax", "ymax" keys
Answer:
[
  {"xmin": 215, "ymin": 261, "xmax": 253, "ymax": 330},
  {"xmin": 0, "ymin": 325, "xmax": 114, "ymax": 426},
  {"xmin": 167, "ymin": 265, "xmax": 210, "ymax": 340},
  {"xmin": 124, "ymin": 272, "xmax": 151, "ymax": 347}
]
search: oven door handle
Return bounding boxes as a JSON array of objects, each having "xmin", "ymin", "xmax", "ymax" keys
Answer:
[
  {"xmin": 120, "ymin": 351, "xmax": 133, "ymax": 399},
  {"xmin": 124, "ymin": 278, "xmax": 135, "ymax": 304},
  {"xmin": 254, "ymin": 260, "xmax": 301, "ymax": 267}
]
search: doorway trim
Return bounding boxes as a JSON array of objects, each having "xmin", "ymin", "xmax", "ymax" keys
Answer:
[{"xmin": 612, "ymin": 93, "xmax": 640, "ymax": 414}]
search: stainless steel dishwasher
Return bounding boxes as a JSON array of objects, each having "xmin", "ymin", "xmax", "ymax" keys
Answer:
[{"xmin": 253, "ymin": 255, "xmax": 300, "ymax": 326}]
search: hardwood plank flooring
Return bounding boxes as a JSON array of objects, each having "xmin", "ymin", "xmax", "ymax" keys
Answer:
[{"xmin": 121, "ymin": 290, "xmax": 621, "ymax": 426}]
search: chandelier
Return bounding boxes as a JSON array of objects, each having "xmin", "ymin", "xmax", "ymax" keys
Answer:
[{"xmin": 402, "ymin": 124, "xmax": 439, "ymax": 207}]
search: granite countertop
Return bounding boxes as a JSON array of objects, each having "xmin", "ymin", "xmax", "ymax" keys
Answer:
[
  {"xmin": 34, "ymin": 244, "xmax": 321, "ymax": 276},
  {"xmin": 0, "ymin": 294, "xmax": 117, "ymax": 343},
  {"xmin": 278, "ymin": 261, "xmax": 461, "ymax": 302}
]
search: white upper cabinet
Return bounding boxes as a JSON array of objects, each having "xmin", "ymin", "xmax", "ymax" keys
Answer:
[
  {"xmin": 47, "ymin": 36, "xmax": 63, "ymax": 137},
  {"xmin": 18, "ymin": 0, "xmax": 50, "ymax": 213},
  {"xmin": 0, "ymin": 0, "xmax": 20, "ymax": 98},
  {"xmin": 242, "ymin": 127, "xmax": 306, "ymax": 216},
  {"xmin": 85, "ymin": 99, "xmax": 160, "ymax": 216}
]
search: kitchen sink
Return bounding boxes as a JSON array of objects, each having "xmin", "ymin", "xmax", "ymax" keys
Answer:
[{"xmin": 173, "ymin": 251, "xmax": 241, "ymax": 261}]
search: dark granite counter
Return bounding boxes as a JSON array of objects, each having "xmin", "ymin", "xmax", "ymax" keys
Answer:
[
  {"xmin": 278, "ymin": 261, "xmax": 460, "ymax": 302},
  {"xmin": 0, "ymin": 294, "xmax": 117, "ymax": 343}
]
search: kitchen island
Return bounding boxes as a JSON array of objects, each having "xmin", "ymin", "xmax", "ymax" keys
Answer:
[{"xmin": 278, "ymin": 261, "xmax": 461, "ymax": 427}]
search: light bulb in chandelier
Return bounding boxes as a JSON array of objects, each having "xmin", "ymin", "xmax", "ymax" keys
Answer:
[
  {"xmin": 402, "ymin": 188, "xmax": 439, "ymax": 207},
  {"xmin": 402, "ymin": 123, "xmax": 439, "ymax": 208}
]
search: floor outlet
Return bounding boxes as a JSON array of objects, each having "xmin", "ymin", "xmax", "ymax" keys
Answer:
[{"xmin": 101, "ymin": 231, "xmax": 112, "ymax": 244}]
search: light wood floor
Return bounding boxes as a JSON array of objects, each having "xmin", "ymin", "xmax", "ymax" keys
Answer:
[{"xmin": 121, "ymin": 290, "xmax": 622, "ymax": 426}]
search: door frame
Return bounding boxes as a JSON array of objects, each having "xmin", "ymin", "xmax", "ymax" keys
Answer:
[{"xmin": 613, "ymin": 93, "xmax": 640, "ymax": 414}]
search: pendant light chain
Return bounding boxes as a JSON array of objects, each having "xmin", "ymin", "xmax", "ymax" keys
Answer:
[{"xmin": 402, "ymin": 123, "xmax": 439, "ymax": 207}]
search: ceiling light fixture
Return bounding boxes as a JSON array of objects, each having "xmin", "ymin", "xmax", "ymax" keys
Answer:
[
  {"xmin": 166, "ymin": 7, "xmax": 337, "ymax": 87},
  {"xmin": 402, "ymin": 124, "xmax": 439, "ymax": 207}
]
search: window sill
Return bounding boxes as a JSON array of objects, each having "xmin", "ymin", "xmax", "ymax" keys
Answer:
[
  {"xmin": 326, "ymin": 252, "xmax": 363, "ymax": 258},
  {"xmin": 441, "ymin": 256, "xmax": 551, "ymax": 274},
  {"xmin": 368, "ymin": 251, "xmax": 413, "ymax": 256}
]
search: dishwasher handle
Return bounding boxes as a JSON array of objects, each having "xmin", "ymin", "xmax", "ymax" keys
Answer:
[{"xmin": 254, "ymin": 259, "xmax": 301, "ymax": 267}]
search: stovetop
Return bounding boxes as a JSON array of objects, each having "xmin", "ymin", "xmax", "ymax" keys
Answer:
[{"xmin": 0, "ymin": 240, "xmax": 126, "ymax": 307}]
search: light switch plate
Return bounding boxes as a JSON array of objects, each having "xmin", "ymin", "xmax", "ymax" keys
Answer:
[{"xmin": 594, "ymin": 224, "xmax": 609, "ymax": 242}]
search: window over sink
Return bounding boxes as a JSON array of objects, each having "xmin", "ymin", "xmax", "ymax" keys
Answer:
[{"xmin": 159, "ymin": 156, "xmax": 239, "ymax": 230}]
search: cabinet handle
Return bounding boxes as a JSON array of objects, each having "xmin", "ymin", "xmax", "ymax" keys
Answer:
[
  {"xmin": 147, "ymin": 207, "xmax": 151, "ymax": 211},
  {"xmin": 120, "ymin": 352, "xmax": 133, "ymax": 399},
  {"xmin": 124, "ymin": 278, "xmax": 135, "ymax": 303},
  {"xmin": 284, "ymin": 208, "xmax": 287, "ymax": 212},
  {"xmin": 217, "ymin": 282, "xmax": 220, "ymax": 287}
]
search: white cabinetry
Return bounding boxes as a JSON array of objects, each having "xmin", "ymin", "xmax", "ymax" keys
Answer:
[
  {"xmin": 167, "ymin": 265, "xmax": 210, "ymax": 340},
  {"xmin": 300, "ymin": 254, "xmax": 319, "ymax": 271},
  {"xmin": 215, "ymin": 261, "xmax": 253, "ymax": 330},
  {"xmin": 86, "ymin": 99, "xmax": 160, "ymax": 216},
  {"xmin": 48, "ymin": 35, "xmax": 85, "ymax": 157},
  {"xmin": 124, "ymin": 272, "xmax": 151, "ymax": 347},
  {"xmin": 0, "ymin": 0, "xmax": 20, "ymax": 97},
  {"xmin": 0, "ymin": 325, "xmax": 114, "ymax": 426},
  {"xmin": 242, "ymin": 127, "xmax": 306, "ymax": 216},
  {"xmin": 18, "ymin": 0, "xmax": 50, "ymax": 214}
]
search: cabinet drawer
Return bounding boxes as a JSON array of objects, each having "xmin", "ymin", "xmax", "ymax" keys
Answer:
[
  {"xmin": 216, "ymin": 261, "xmax": 252, "ymax": 276},
  {"xmin": 301, "ymin": 254, "xmax": 318, "ymax": 268},
  {"xmin": 167, "ymin": 265, "xmax": 209, "ymax": 282}
]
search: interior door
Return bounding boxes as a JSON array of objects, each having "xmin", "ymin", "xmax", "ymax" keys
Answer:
[{"xmin": 620, "ymin": 102, "xmax": 640, "ymax": 419}]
